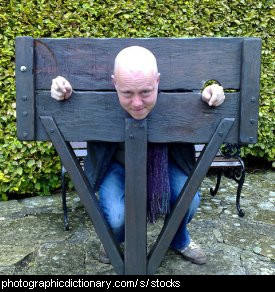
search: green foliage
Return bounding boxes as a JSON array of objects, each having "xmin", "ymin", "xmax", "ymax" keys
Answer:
[{"xmin": 0, "ymin": 0, "xmax": 274, "ymax": 199}]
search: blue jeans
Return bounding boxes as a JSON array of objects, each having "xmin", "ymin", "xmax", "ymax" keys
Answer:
[{"xmin": 98, "ymin": 158, "xmax": 201, "ymax": 250}]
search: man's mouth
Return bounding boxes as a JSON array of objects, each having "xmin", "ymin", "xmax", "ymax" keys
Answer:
[{"xmin": 132, "ymin": 108, "xmax": 145, "ymax": 112}]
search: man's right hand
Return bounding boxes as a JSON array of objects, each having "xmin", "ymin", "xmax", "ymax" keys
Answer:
[{"xmin": 51, "ymin": 76, "xmax": 72, "ymax": 101}]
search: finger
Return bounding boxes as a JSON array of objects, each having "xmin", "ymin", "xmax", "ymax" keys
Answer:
[
  {"xmin": 54, "ymin": 76, "xmax": 67, "ymax": 93},
  {"xmin": 212, "ymin": 92, "xmax": 225, "ymax": 106},
  {"xmin": 64, "ymin": 80, "xmax": 72, "ymax": 93},
  {"xmin": 213, "ymin": 94, "xmax": 225, "ymax": 106},
  {"xmin": 51, "ymin": 88, "xmax": 64, "ymax": 98},
  {"xmin": 52, "ymin": 78, "xmax": 66, "ymax": 94},
  {"xmin": 52, "ymin": 94, "xmax": 64, "ymax": 101},
  {"xmin": 58, "ymin": 81, "xmax": 67, "ymax": 93},
  {"xmin": 214, "ymin": 98, "xmax": 224, "ymax": 107},
  {"xmin": 209, "ymin": 91, "xmax": 222, "ymax": 106},
  {"xmin": 64, "ymin": 79, "xmax": 72, "ymax": 90},
  {"xmin": 51, "ymin": 79, "xmax": 60, "ymax": 92},
  {"xmin": 64, "ymin": 90, "xmax": 72, "ymax": 99},
  {"xmin": 202, "ymin": 86, "xmax": 211, "ymax": 102},
  {"xmin": 63, "ymin": 81, "xmax": 72, "ymax": 99},
  {"xmin": 51, "ymin": 89, "xmax": 65, "ymax": 100},
  {"xmin": 208, "ymin": 95, "xmax": 216, "ymax": 106},
  {"xmin": 209, "ymin": 85, "xmax": 224, "ymax": 106}
]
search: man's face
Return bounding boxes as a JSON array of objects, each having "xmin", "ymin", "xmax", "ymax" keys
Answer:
[{"xmin": 112, "ymin": 70, "xmax": 160, "ymax": 120}]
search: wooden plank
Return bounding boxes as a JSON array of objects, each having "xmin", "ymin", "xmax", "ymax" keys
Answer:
[
  {"xmin": 16, "ymin": 36, "xmax": 35, "ymax": 140},
  {"xmin": 147, "ymin": 118, "xmax": 235, "ymax": 275},
  {"xmin": 40, "ymin": 116, "xmax": 124, "ymax": 274},
  {"xmin": 36, "ymin": 91, "xmax": 124, "ymax": 142},
  {"xmin": 35, "ymin": 91, "xmax": 240, "ymax": 144},
  {"xmin": 124, "ymin": 119, "xmax": 147, "ymax": 275},
  {"xmin": 34, "ymin": 37, "xmax": 243, "ymax": 91},
  {"xmin": 239, "ymin": 38, "xmax": 262, "ymax": 144}
]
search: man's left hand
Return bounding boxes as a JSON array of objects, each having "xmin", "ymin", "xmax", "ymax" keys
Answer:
[{"xmin": 202, "ymin": 84, "xmax": 225, "ymax": 107}]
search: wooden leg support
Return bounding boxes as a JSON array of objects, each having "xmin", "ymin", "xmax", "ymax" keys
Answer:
[
  {"xmin": 125, "ymin": 118, "xmax": 147, "ymax": 275},
  {"xmin": 40, "ymin": 116, "xmax": 124, "ymax": 275},
  {"xmin": 147, "ymin": 118, "xmax": 235, "ymax": 275},
  {"xmin": 41, "ymin": 115, "xmax": 235, "ymax": 275}
]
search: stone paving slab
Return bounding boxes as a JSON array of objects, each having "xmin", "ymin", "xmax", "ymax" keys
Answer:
[{"xmin": 0, "ymin": 171, "xmax": 274, "ymax": 275}]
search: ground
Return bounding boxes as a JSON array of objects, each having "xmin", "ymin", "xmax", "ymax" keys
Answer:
[{"xmin": 0, "ymin": 170, "xmax": 274, "ymax": 275}]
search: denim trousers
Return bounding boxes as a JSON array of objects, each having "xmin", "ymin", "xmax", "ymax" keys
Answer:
[{"xmin": 98, "ymin": 158, "xmax": 201, "ymax": 251}]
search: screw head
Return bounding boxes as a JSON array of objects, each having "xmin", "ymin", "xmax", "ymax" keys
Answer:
[
  {"xmin": 50, "ymin": 129, "xmax": 54, "ymax": 133},
  {"xmin": 129, "ymin": 134, "xmax": 134, "ymax": 139},
  {"xmin": 22, "ymin": 96, "xmax": 27, "ymax": 101},
  {"xmin": 249, "ymin": 137, "xmax": 254, "ymax": 143},
  {"xmin": 23, "ymin": 111, "xmax": 28, "ymax": 116},
  {"xmin": 23, "ymin": 132, "xmax": 28, "ymax": 138},
  {"xmin": 20, "ymin": 66, "xmax": 27, "ymax": 72},
  {"xmin": 251, "ymin": 97, "xmax": 256, "ymax": 103}
]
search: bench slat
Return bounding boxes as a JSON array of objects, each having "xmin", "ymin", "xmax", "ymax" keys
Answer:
[
  {"xmin": 210, "ymin": 161, "xmax": 241, "ymax": 167},
  {"xmin": 70, "ymin": 142, "xmax": 87, "ymax": 148},
  {"xmin": 196, "ymin": 152, "xmax": 240, "ymax": 161},
  {"xmin": 71, "ymin": 143, "xmax": 242, "ymax": 167},
  {"xmin": 195, "ymin": 144, "xmax": 205, "ymax": 152},
  {"xmin": 73, "ymin": 149, "xmax": 87, "ymax": 157}
]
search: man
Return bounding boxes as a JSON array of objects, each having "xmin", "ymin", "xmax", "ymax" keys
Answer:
[{"xmin": 51, "ymin": 46, "xmax": 225, "ymax": 265}]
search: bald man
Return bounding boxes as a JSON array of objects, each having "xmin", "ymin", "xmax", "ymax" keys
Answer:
[{"xmin": 51, "ymin": 46, "xmax": 225, "ymax": 265}]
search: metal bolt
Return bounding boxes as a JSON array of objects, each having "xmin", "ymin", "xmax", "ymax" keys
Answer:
[
  {"xmin": 250, "ymin": 119, "xmax": 256, "ymax": 125},
  {"xmin": 20, "ymin": 66, "xmax": 27, "ymax": 72},
  {"xmin": 50, "ymin": 129, "xmax": 55, "ymax": 133},
  {"xmin": 23, "ymin": 132, "xmax": 28, "ymax": 138},
  {"xmin": 218, "ymin": 132, "xmax": 223, "ymax": 137},
  {"xmin": 139, "ymin": 124, "xmax": 144, "ymax": 129},
  {"xmin": 129, "ymin": 134, "xmax": 134, "ymax": 139},
  {"xmin": 249, "ymin": 137, "xmax": 254, "ymax": 143},
  {"xmin": 23, "ymin": 111, "xmax": 28, "ymax": 116},
  {"xmin": 22, "ymin": 96, "xmax": 27, "ymax": 101},
  {"xmin": 251, "ymin": 97, "xmax": 256, "ymax": 103}
]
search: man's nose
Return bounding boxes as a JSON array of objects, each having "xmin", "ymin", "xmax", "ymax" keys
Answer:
[{"xmin": 132, "ymin": 95, "xmax": 143, "ymax": 107}]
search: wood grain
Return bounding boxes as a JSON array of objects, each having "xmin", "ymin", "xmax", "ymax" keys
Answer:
[
  {"xmin": 36, "ymin": 91, "xmax": 240, "ymax": 143},
  {"xmin": 34, "ymin": 37, "xmax": 243, "ymax": 91}
]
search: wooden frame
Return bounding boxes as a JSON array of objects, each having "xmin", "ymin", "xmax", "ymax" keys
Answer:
[{"xmin": 16, "ymin": 37, "xmax": 261, "ymax": 275}]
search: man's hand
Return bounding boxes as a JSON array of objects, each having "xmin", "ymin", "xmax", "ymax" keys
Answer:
[
  {"xmin": 51, "ymin": 76, "xmax": 73, "ymax": 101},
  {"xmin": 202, "ymin": 84, "xmax": 225, "ymax": 107}
]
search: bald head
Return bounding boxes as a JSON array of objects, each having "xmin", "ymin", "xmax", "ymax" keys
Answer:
[
  {"xmin": 112, "ymin": 46, "xmax": 160, "ymax": 120},
  {"xmin": 113, "ymin": 46, "xmax": 159, "ymax": 77}
]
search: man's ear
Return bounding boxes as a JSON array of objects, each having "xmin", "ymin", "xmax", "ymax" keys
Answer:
[
  {"xmin": 111, "ymin": 75, "xmax": 116, "ymax": 86},
  {"xmin": 157, "ymin": 73, "xmax": 160, "ymax": 84}
]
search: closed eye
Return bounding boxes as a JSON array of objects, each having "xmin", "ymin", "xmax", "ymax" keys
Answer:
[
  {"xmin": 121, "ymin": 91, "xmax": 132, "ymax": 97},
  {"xmin": 141, "ymin": 89, "xmax": 152, "ymax": 96}
]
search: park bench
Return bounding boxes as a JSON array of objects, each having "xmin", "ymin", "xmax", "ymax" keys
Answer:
[
  {"xmin": 16, "ymin": 37, "xmax": 261, "ymax": 275},
  {"xmin": 60, "ymin": 142, "xmax": 245, "ymax": 231}
]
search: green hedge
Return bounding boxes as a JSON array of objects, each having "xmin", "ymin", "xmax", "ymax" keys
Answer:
[{"xmin": 0, "ymin": 0, "xmax": 274, "ymax": 200}]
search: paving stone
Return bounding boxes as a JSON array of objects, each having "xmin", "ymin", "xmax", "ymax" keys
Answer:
[{"xmin": 0, "ymin": 171, "xmax": 274, "ymax": 275}]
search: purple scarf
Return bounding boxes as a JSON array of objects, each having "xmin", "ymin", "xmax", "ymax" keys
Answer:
[{"xmin": 147, "ymin": 143, "xmax": 171, "ymax": 223}]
